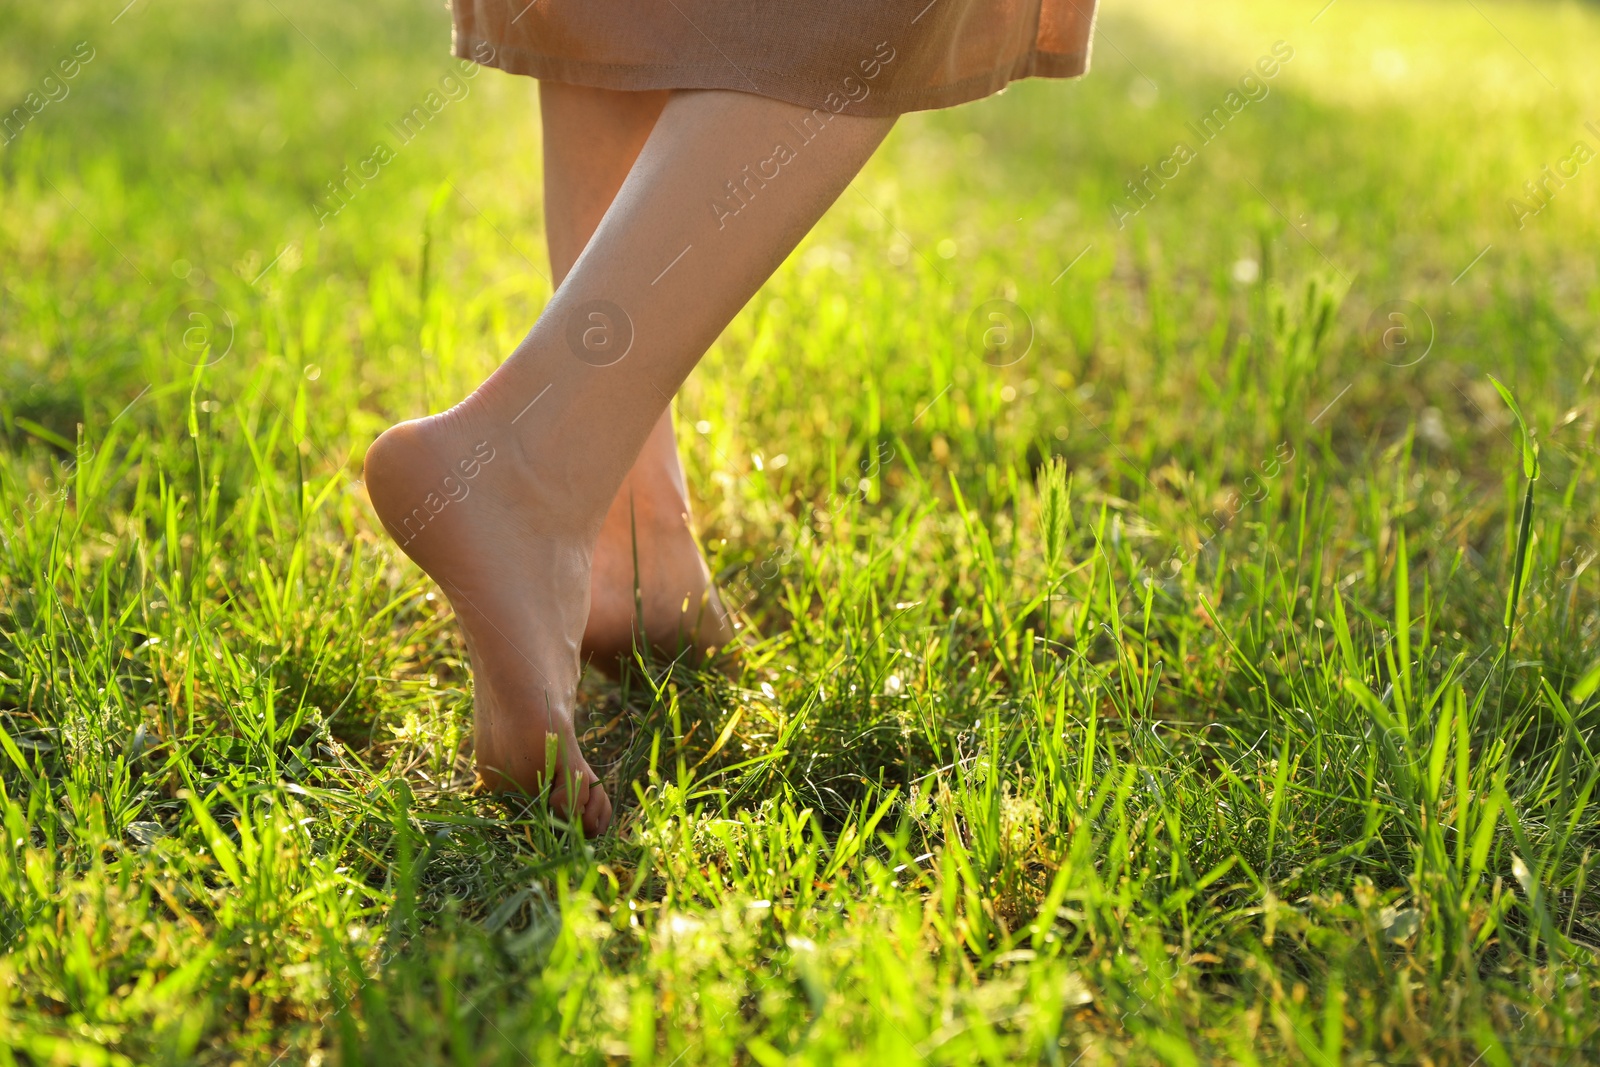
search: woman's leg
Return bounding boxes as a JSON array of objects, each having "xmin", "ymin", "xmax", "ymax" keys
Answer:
[
  {"xmin": 539, "ymin": 82, "xmax": 734, "ymax": 674},
  {"xmin": 366, "ymin": 90, "xmax": 894, "ymax": 833}
]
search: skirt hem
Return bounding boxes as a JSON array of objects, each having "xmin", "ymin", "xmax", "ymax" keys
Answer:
[{"xmin": 452, "ymin": 34, "xmax": 1090, "ymax": 116}]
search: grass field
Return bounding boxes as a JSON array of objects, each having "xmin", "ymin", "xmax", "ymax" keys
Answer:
[{"xmin": 4, "ymin": 0, "xmax": 1600, "ymax": 1062}]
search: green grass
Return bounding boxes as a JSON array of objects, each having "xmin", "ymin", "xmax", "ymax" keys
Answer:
[{"xmin": 3, "ymin": 0, "xmax": 1600, "ymax": 1062}]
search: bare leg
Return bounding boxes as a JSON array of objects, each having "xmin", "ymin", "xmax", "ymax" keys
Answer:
[
  {"xmin": 366, "ymin": 90, "xmax": 894, "ymax": 833},
  {"xmin": 539, "ymin": 82, "xmax": 733, "ymax": 675}
]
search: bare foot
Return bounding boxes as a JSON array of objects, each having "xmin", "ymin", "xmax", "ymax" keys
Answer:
[
  {"xmin": 363, "ymin": 406, "xmax": 613, "ymax": 835},
  {"xmin": 582, "ymin": 419, "xmax": 735, "ymax": 676},
  {"xmin": 584, "ymin": 492, "xmax": 734, "ymax": 675}
]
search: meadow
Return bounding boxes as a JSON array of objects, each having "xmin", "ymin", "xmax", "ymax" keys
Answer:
[{"xmin": 3, "ymin": 0, "xmax": 1600, "ymax": 1062}]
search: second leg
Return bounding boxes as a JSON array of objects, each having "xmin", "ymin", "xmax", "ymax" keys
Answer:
[{"xmin": 540, "ymin": 81, "xmax": 733, "ymax": 675}]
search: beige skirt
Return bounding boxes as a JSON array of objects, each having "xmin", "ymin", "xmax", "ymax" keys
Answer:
[{"xmin": 450, "ymin": 0, "xmax": 1097, "ymax": 116}]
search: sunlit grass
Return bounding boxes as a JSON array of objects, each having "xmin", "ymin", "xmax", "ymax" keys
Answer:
[{"xmin": 2, "ymin": 0, "xmax": 1598, "ymax": 1062}]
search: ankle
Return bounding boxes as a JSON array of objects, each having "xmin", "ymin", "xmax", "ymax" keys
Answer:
[{"xmin": 436, "ymin": 383, "xmax": 624, "ymax": 542}]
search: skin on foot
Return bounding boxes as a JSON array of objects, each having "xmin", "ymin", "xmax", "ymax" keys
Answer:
[
  {"xmin": 363, "ymin": 409, "xmax": 613, "ymax": 835},
  {"xmin": 582, "ymin": 483, "xmax": 735, "ymax": 676}
]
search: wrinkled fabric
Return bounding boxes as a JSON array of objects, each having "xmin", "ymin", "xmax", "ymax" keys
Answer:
[{"xmin": 450, "ymin": 0, "xmax": 1097, "ymax": 116}]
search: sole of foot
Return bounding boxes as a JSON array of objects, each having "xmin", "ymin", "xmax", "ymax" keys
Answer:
[{"xmin": 363, "ymin": 409, "xmax": 613, "ymax": 835}]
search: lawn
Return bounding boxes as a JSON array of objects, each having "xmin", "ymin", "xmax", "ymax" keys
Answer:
[{"xmin": 2, "ymin": 0, "xmax": 1599, "ymax": 1062}]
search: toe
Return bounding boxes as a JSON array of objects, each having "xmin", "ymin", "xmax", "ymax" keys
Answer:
[
  {"xmin": 550, "ymin": 756, "xmax": 612, "ymax": 836},
  {"xmin": 582, "ymin": 783, "xmax": 614, "ymax": 836},
  {"xmin": 549, "ymin": 767, "xmax": 589, "ymax": 825}
]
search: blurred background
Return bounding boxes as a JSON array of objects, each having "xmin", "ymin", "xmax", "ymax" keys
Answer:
[
  {"xmin": 3, "ymin": 0, "xmax": 1597, "ymax": 499},
  {"xmin": 3, "ymin": 0, "xmax": 1596, "ymax": 476}
]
